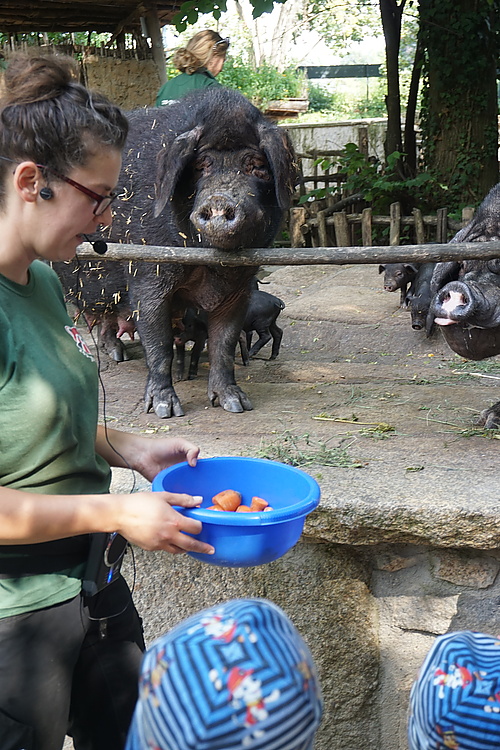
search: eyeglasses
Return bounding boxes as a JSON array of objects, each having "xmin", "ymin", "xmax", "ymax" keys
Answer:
[
  {"xmin": 0, "ymin": 155, "xmax": 117, "ymax": 216},
  {"xmin": 213, "ymin": 37, "xmax": 230, "ymax": 51},
  {"xmin": 36, "ymin": 164, "xmax": 117, "ymax": 216}
]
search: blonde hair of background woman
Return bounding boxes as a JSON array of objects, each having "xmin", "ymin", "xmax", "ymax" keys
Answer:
[{"xmin": 173, "ymin": 30, "xmax": 229, "ymax": 75}]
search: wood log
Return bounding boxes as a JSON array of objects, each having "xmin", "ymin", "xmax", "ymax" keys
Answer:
[{"xmin": 75, "ymin": 240, "xmax": 500, "ymax": 266}]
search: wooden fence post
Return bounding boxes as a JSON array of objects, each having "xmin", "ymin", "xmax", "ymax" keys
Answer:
[
  {"xmin": 462, "ymin": 206, "xmax": 475, "ymax": 226},
  {"xmin": 289, "ymin": 207, "xmax": 307, "ymax": 248},
  {"xmin": 333, "ymin": 211, "xmax": 351, "ymax": 247},
  {"xmin": 389, "ymin": 202, "xmax": 401, "ymax": 245},
  {"xmin": 361, "ymin": 207, "xmax": 372, "ymax": 246},
  {"xmin": 436, "ymin": 208, "xmax": 448, "ymax": 243},
  {"xmin": 317, "ymin": 210, "xmax": 329, "ymax": 247},
  {"xmin": 412, "ymin": 208, "xmax": 425, "ymax": 244}
]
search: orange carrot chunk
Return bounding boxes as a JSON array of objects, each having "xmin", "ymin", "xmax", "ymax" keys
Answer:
[
  {"xmin": 207, "ymin": 505, "xmax": 223, "ymax": 511},
  {"xmin": 250, "ymin": 496, "xmax": 269, "ymax": 511},
  {"xmin": 211, "ymin": 489, "xmax": 242, "ymax": 512},
  {"xmin": 235, "ymin": 505, "xmax": 252, "ymax": 512}
]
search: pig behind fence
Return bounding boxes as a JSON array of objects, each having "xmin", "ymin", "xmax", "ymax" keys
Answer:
[{"xmin": 54, "ymin": 87, "xmax": 298, "ymax": 418}]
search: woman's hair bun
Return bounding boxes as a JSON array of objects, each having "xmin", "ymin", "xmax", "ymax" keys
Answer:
[{"xmin": 1, "ymin": 54, "xmax": 78, "ymax": 106}]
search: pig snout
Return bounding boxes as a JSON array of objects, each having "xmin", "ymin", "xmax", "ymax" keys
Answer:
[
  {"xmin": 433, "ymin": 282, "xmax": 477, "ymax": 325},
  {"xmin": 191, "ymin": 194, "xmax": 242, "ymax": 235},
  {"xmin": 411, "ymin": 314, "xmax": 425, "ymax": 331},
  {"xmin": 190, "ymin": 192, "xmax": 264, "ymax": 248}
]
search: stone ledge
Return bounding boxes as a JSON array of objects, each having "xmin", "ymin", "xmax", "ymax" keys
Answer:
[{"xmin": 305, "ymin": 464, "xmax": 500, "ymax": 549}]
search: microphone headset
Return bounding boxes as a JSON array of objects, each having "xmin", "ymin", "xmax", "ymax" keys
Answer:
[{"xmin": 82, "ymin": 234, "xmax": 108, "ymax": 255}]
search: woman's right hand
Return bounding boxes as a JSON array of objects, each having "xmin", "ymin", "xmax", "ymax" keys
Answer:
[{"xmin": 114, "ymin": 491, "xmax": 215, "ymax": 555}]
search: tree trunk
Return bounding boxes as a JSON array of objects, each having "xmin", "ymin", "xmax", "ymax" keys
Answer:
[
  {"xmin": 379, "ymin": 0, "xmax": 406, "ymax": 160},
  {"xmin": 402, "ymin": 34, "xmax": 423, "ymax": 177},
  {"xmin": 419, "ymin": 0, "xmax": 499, "ymax": 203}
]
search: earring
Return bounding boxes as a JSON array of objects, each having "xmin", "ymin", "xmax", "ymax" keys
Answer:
[{"xmin": 40, "ymin": 187, "xmax": 53, "ymax": 200}]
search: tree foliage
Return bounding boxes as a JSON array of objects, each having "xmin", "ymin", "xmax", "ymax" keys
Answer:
[{"xmin": 418, "ymin": 0, "xmax": 500, "ymax": 205}]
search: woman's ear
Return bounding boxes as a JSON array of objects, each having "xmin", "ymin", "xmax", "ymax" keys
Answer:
[{"xmin": 14, "ymin": 162, "xmax": 42, "ymax": 204}]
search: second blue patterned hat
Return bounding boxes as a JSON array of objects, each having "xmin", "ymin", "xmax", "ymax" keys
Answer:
[
  {"xmin": 408, "ymin": 630, "xmax": 500, "ymax": 750},
  {"xmin": 126, "ymin": 598, "xmax": 323, "ymax": 750}
]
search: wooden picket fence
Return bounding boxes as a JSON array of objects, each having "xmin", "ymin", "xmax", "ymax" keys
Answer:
[{"xmin": 287, "ymin": 202, "xmax": 475, "ymax": 249}]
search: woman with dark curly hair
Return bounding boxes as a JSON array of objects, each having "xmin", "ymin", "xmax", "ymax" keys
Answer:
[{"xmin": 0, "ymin": 53, "xmax": 213, "ymax": 750}]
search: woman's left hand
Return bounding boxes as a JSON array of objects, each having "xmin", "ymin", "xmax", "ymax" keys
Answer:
[
  {"xmin": 135, "ymin": 435, "xmax": 200, "ymax": 482},
  {"xmin": 95, "ymin": 425, "xmax": 200, "ymax": 481}
]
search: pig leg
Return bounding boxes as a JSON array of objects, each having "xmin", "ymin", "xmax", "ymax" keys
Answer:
[
  {"xmin": 248, "ymin": 327, "xmax": 272, "ymax": 357},
  {"xmin": 238, "ymin": 333, "xmax": 250, "ymax": 366},
  {"xmin": 174, "ymin": 342, "xmax": 186, "ymax": 382},
  {"xmin": 98, "ymin": 318, "xmax": 130, "ymax": 363},
  {"xmin": 207, "ymin": 302, "xmax": 253, "ymax": 413},
  {"xmin": 269, "ymin": 321, "xmax": 283, "ymax": 359},
  {"xmin": 135, "ymin": 302, "xmax": 184, "ymax": 418},
  {"xmin": 476, "ymin": 401, "xmax": 500, "ymax": 429},
  {"xmin": 187, "ymin": 331, "xmax": 208, "ymax": 379}
]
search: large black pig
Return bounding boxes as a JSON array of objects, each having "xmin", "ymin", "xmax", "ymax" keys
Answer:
[
  {"xmin": 430, "ymin": 183, "xmax": 500, "ymax": 427},
  {"xmin": 56, "ymin": 87, "xmax": 297, "ymax": 418}
]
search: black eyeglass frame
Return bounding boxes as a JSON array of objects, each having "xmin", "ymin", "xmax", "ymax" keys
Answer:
[{"xmin": 36, "ymin": 164, "xmax": 118, "ymax": 216}]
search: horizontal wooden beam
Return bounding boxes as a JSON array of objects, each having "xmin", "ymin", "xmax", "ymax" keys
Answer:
[{"xmin": 75, "ymin": 240, "xmax": 500, "ymax": 266}]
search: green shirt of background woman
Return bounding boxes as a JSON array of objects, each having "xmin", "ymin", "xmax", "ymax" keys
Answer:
[{"xmin": 156, "ymin": 29, "xmax": 229, "ymax": 105}]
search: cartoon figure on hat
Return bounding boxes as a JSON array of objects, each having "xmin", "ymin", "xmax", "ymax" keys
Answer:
[
  {"xmin": 436, "ymin": 723, "xmax": 459, "ymax": 749},
  {"xmin": 139, "ymin": 648, "xmax": 170, "ymax": 707},
  {"xmin": 228, "ymin": 665, "xmax": 280, "ymax": 739},
  {"xmin": 433, "ymin": 663, "xmax": 474, "ymax": 699}
]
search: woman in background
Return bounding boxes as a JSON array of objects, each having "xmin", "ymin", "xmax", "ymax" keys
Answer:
[{"xmin": 156, "ymin": 29, "xmax": 229, "ymax": 105}]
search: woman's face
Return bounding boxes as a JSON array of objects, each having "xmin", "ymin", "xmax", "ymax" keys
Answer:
[
  {"xmin": 30, "ymin": 148, "xmax": 122, "ymax": 263},
  {"xmin": 206, "ymin": 54, "xmax": 226, "ymax": 77}
]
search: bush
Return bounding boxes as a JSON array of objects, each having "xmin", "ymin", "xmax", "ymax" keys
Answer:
[{"xmin": 218, "ymin": 56, "xmax": 305, "ymax": 108}]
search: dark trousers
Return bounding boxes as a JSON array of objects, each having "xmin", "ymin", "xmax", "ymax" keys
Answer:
[{"xmin": 0, "ymin": 576, "xmax": 145, "ymax": 750}]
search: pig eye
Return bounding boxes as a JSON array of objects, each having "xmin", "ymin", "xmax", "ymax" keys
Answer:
[
  {"xmin": 487, "ymin": 259, "xmax": 500, "ymax": 275},
  {"xmin": 242, "ymin": 154, "xmax": 271, "ymax": 180},
  {"xmin": 194, "ymin": 155, "xmax": 213, "ymax": 173}
]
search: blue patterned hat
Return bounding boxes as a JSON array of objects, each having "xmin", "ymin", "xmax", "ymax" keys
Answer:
[
  {"xmin": 408, "ymin": 630, "xmax": 500, "ymax": 749},
  {"xmin": 126, "ymin": 598, "xmax": 322, "ymax": 750}
]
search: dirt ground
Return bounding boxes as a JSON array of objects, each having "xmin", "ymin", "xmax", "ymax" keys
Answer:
[{"xmin": 94, "ymin": 262, "xmax": 500, "ymax": 498}]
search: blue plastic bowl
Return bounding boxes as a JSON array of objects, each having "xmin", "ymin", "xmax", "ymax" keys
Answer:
[{"xmin": 152, "ymin": 457, "xmax": 320, "ymax": 568}]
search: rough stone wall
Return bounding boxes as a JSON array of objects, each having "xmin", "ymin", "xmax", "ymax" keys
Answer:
[
  {"xmin": 83, "ymin": 54, "xmax": 161, "ymax": 110},
  {"xmin": 124, "ymin": 538, "xmax": 380, "ymax": 750},
  {"xmin": 372, "ymin": 544, "xmax": 500, "ymax": 750}
]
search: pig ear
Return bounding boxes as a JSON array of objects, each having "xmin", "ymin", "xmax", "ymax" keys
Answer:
[
  {"xmin": 257, "ymin": 123, "xmax": 299, "ymax": 209},
  {"xmin": 430, "ymin": 261, "xmax": 461, "ymax": 295},
  {"xmin": 378, "ymin": 265, "xmax": 386, "ymax": 274},
  {"xmin": 154, "ymin": 126, "xmax": 203, "ymax": 218}
]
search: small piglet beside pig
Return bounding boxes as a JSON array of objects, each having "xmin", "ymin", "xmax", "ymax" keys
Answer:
[
  {"xmin": 54, "ymin": 87, "xmax": 298, "ymax": 418},
  {"xmin": 379, "ymin": 263, "xmax": 419, "ymax": 306},
  {"xmin": 174, "ymin": 289, "xmax": 286, "ymax": 380},
  {"xmin": 405, "ymin": 262, "xmax": 436, "ymax": 337},
  {"xmin": 241, "ymin": 289, "xmax": 285, "ymax": 363}
]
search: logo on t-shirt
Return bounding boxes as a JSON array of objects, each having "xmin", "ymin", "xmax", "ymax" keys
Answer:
[{"xmin": 65, "ymin": 326, "xmax": 95, "ymax": 361}]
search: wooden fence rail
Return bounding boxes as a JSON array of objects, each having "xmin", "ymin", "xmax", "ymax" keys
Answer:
[{"xmin": 76, "ymin": 239, "xmax": 500, "ymax": 266}]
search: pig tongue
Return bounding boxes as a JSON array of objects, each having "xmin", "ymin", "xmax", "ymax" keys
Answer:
[{"xmin": 434, "ymin": 317, "xmax": 457, "ymax": 326}]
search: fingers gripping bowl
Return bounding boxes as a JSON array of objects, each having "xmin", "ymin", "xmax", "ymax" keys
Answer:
[{"xmin": 152, "ymin": 457, "xmax": 321, "ymax": 567}]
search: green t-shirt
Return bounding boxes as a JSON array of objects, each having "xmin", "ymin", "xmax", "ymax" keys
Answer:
[
  {"xmin": 156, "ymin": 69, "xmax": 220, "ymax": 105},
  {"xmin": 0, "ymin": 260, "xmax": 111, "ymax": 617}
]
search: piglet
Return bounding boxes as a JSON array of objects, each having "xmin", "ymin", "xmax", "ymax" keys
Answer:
[
  {"xmin": 405, "ymin": 262, "xmax": 436, "ymax": 337},
  {"xmin": 242, "ymin": 290, "xmax": 286, "ymax": 361},
  {"xmin": 379, "ymin": 263, "xmax": 419, "ymax": 306}
]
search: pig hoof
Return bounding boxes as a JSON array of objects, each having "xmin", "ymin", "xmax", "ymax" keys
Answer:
[
  {"xmin": 476, "ymin": 403, "xmax": 500, "ymax": 430},
  {"xmin": 154, "ymin": 399, "xmax": 185, "ymax": 419},
  {"xmin": 210, "ymin": 386, "xmax": 253, "ymax": 413}
]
